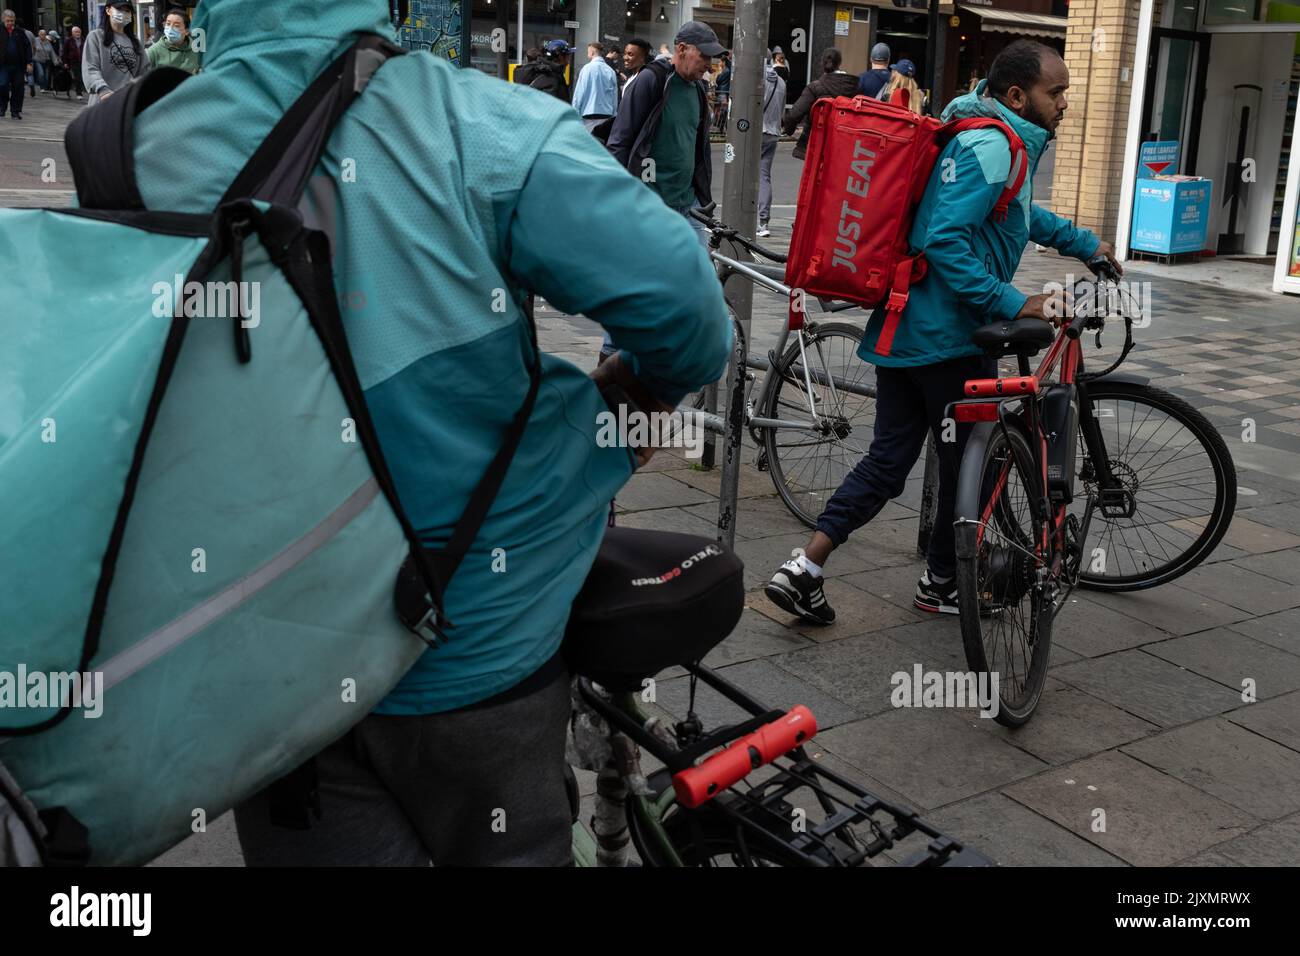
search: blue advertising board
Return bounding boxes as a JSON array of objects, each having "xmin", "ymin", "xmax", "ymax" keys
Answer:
[{"xmin": 1131, "ymin": 178, "xmax": 1213, "ymax": 255}]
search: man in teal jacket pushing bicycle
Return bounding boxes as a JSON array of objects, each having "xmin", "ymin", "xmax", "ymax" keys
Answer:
[{"xmin": 766, "ymin": 39, "xmax": 1120, "ymax": 625}]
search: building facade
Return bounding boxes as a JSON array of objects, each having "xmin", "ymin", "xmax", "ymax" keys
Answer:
[{"xmin": 1052, "ymin": 0, "xmax": 1300, "ymax": 293}]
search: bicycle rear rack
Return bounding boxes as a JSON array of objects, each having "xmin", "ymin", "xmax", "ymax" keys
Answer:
[{"xmin": 577, "ymin": 665, "xmax": 993, "ymax": 867}]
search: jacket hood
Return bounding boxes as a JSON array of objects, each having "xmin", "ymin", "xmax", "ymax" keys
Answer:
[
  {"xmin": 193, "ymin": 0, "xmax": 394, "ymax": 69},
  {"xmin": 942, "ymin": 79, "xmax": 1050, "ymax": 159}
]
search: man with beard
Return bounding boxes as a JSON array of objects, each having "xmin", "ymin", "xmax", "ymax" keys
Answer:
[{"xmin": 764, "ymin": 40, "xmax": 1121, "ymax": 626}]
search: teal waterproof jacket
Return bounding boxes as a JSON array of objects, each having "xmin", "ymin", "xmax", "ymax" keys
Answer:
[
  {"xmin": 132, "ymin": 0, "xmax": 731, "ymax": 713},
  {"xmin": 859, "ymin": 81, "xmax": 1100, "ymax": 367}
]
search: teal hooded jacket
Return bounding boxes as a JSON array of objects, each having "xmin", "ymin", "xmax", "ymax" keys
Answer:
[
  {"xmin": 132, "ymin": 0, "xmax": 731, "ymax": 713},
  {"xmin": 858, "ymin": 81, "xmax": 1100, "ymax": 367}
]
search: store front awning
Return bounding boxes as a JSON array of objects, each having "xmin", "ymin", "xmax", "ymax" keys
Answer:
[{"xmin": 961, "ymin": 6, "xmax": 1068, "ymax": 38}]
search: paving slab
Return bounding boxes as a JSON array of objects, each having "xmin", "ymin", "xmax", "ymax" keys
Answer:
[
  {"xmin": 1050, "ymin": 649, "xmax": 1242, "ymax": 727},
  {"xmin": 1224, "ymin": 691, "xmax": 1300, "ymax": 752},
  {"xmin": 754, "ymin": 577, "xmax": 922, "ymax": 641},
  {"xmin": 1174, "ymin": 561, "xmax": 1300, "ymax": 616},
  {"xmin": 1080, "ymin": 584, "xmax": 1252, "ymax": 636},
  {"xmin": 1179, "ymin": 813, "xmax": 1300, "ymax": 866},
  {"xmin": 1052, "ymin": 595, "xmax": 1177, "ymax": 657},
  {"xmin": 1121, "ymin": 718, "xmax": 1300, "ymax": 820},
  {"xmin": 925, "ymin": 792, "xmax": 1127, "ymax": 867},
  {"xmin": 839, "ymin": 562, "xmax": 932, "ymax": 614},
  {"xmin": 664, "ymin": 462, "xmax": 786, "ymax": 501},
  {"xmin": 613, "ymin": 472, "xmax": 715, "ymax": 511},
  {"xmin": 975, "ymin": 682, "xmax": 1160, "ymax": 765},
  {"xmin": 768, "ymin": 629, "xmax": 966, "ymax": 718},
  {"xmin": 615, "ymin": 505, "xmax": 732, "ymax": 540},
  {"xmin": 731, "ymin": 531, "xmax": 875, "ymax": 591},
  {"xmin": 687, "ymin": 494, "xmax": 809, "ymax": 540},
  {"xmin": 1144, "ymin": 628, "xmax": 1300, "ymax": 699},
  {"xmin": 815, "ymin": 708, "xmax": 1048, "ymax": 810},
  {"xmin": 1224, "ymin": 608, "xmax": 1300, "ymax": 655},
  {"xmin": 1231, "ymin": 546, "xmax": 1300, "ymax": 585},
  {"xmin": 1171, "ymin": 514, "xmax": 1300, "ymax": 555},
  {"xmin": 1003, "ymin": 751, "xmax": 1256, "ymax": 866}
]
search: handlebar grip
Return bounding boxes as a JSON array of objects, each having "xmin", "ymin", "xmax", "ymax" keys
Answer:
[
  {"xmin": 1085, "ymin": 253, "xmax": 1118, "ymax": 282},
  {"xmin": 671, "ymin": 705, "xmax": 818, "ymax": 808}
]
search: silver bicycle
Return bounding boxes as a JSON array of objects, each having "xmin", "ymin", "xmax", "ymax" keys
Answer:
[{"xmin": 681, "ymin": 206, "xmax": 877, "ymax": 527}]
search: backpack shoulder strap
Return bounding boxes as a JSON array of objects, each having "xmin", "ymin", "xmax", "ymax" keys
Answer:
[
  {"xmin": 943, "ymin": 116, "xmax": 1028, "ymax": 222},
  {"xmin": 64, "ymin": 67, "xmax": 193, "ymax": 210},
  {"xmin": 219, "ymin": 34, "xmax": 404, "ymax": 207}
]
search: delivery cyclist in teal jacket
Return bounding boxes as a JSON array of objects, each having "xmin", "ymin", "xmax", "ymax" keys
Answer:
[
  {"xmin": 132, "ymin": 0, "xmax": 730, "ymax": 865},
  {"xmin": 766, "ymin": 40, "xmax": 1120, "ymax": 625}
]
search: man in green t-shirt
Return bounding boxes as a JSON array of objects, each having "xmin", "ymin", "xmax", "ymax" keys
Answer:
[
  {"xmin": 146, "ymin": 7, "xmax": 200, "ymax": 74},
  {"xmin": 606, "ymin": 20, "xmax": 719, "ymax": 235}
]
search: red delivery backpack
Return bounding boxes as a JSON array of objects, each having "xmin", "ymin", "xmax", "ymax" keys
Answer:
[{"xmin": 785, "ymin": 90, "xmax": 1027, "ymax": 356}]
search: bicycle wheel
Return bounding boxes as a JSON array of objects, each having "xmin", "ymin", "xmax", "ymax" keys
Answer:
[
  {"xmin": 761, "ymin": 322, "xmax": 875, "ymax": 527},
  {"xmin": 954, "ymin": 421, "xmax": 1053, "ymax": 727},
  {"xmin": 1074, "ymin": 381, "xmax": 1236, "ymax": 591}
]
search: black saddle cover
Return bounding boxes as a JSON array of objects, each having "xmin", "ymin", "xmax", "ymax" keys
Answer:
[{"xmin": 564, "ymin": 527, "xmax": 745, "ymax": 691}]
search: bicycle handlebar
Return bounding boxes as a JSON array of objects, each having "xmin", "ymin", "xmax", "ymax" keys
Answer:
[{"xmin": 689, "ymin": 205, "xmax": 788, "ymax": 264}]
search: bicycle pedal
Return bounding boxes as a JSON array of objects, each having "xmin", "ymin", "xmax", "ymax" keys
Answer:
[{"xmin": 756, "ymin": 449, "xmax": 769, "ymax": 472}]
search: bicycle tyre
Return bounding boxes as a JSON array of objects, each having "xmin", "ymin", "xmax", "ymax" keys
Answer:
[
  {"xmin": 1075, "ymin": 381, "xmax": 1236, "ymax": 591},
  {"xmin": 761, "ymin": 322, "xmax": 874, "ymax": 528},
  {"xmin": 954, "ymin": 420, "xmax": 1053, "ymax": 728}
]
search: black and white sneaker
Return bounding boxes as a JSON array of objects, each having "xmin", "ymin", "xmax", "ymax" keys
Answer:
[
  {"xmin": 914, "ymin": 570, "xmax": 959, "ymax": 615},
  {"xmin": 765, "ymin": 560, "xmax": 835, "ymax": 625}
]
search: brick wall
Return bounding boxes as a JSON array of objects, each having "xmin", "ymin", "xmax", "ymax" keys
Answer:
[{"xmin": 1049, "ymin": 0, "xmax": 1147, "ymax": 242}]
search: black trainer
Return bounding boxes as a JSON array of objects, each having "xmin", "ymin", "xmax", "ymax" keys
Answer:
[
  {"xmin": 914, "ymin": 570, "xmax": 959, "ymax": 614},
  {"xmin": 765, "ymin": 560, "xmax": 835, "ymax": 625}
]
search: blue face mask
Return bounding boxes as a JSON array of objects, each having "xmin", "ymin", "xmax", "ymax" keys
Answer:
[{"xmin": 164, "ymin": 25, "xmax": 182, "ymax": 43}]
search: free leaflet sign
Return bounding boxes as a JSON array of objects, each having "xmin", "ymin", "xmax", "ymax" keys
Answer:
[{"xmin": 1139, "ymin": 140, "xmax": 1180, "ymax": 177}]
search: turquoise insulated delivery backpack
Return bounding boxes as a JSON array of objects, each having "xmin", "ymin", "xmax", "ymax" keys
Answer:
[{"xmin": 0, "ymin": 35, "xmax": 540, "ymax": 865}]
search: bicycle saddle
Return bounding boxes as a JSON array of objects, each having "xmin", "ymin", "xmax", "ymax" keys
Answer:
[
  {"xmin": 970, "ymin": 320, "xmax": 1055, "ymax": 357},
  {"xmin": 562, "ymin": 527, "xmax": 745, "ymax": 691}
]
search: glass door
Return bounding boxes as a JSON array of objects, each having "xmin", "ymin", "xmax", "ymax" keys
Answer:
[{"xmin": 1142, "ymin": 29, "xmax": 1211, "ymax": 173}]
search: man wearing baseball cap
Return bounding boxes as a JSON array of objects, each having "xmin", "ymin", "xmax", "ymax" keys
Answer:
[
  {"xmin": 606, "ymin": 20, "xmax": 720, "ymax": 235},
  {"xmin": 527, "ymin": 37, "xmax": 571, "ymax": 101},
  {"xmin": 858, "ymin": 41, "xmax": 891, "ymax": 98}
]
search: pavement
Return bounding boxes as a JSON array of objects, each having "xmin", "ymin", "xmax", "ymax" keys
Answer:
[{"xmin": 6, "ymin": 91, "xmax": 1300, "ymax": 868}]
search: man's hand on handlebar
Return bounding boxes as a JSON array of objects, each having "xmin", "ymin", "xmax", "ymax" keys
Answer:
[
  {"xmin": 589, "ymin": 352, "xmax": 676, "ymax": 467},
  {"xmin": 1088, "ymin": 241, "xmax": 1123, "ymax": 279}
]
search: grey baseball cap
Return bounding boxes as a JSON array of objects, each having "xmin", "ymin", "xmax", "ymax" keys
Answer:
[
  {"xmin": 675, "ymin": 21, "xmax": 725, "ymax": 57},
  {"xmin": 871, "ymin": 42, "xmax": 891, "ymax": 63}
]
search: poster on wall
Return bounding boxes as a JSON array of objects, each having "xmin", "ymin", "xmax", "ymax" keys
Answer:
[
  {"xmin": 393, "ymin": 0, "xmax": 467, "ymax": 66},
  {"xmin": 835, "ymin": 7, "xmax": 851, "ymax": 37}
]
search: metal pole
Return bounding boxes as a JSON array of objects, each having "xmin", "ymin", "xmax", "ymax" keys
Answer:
[
  {"xmin": 716, "ymin": 0, "xmax": 771, "ymax": 546},
  {"xmin": 925, "ymin": 0, "xmax": 939, "ymax": 110}
]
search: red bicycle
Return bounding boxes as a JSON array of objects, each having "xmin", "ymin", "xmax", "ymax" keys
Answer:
[{"xmin": 950, "ymin": 256, "xmax": 1236, "ymax": 726}]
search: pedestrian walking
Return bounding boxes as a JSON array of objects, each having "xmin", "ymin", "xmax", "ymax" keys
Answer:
[
  {"xmin": 784, "ymin": 47, "xmax": 859, "ymax": 160},
  {"xmin": 711, "ymin": 51, "xmax": 730, "ymax": 133},
  {"xmin": 572, "ymin": 41, "xmax": 617, "ymax": 135},
  {"xmin": 32, "ymin": 27, "xmax": 56, "ymax": 93},
  {"xmin": 513, "ymin": 46, "xmax": 540, "ymax": 86},
  {"xmin": 146, "ymin": 8, "xmax": 200, "ymax": 74},
  {"xmin": 0, "ymin": 9, "xmax": 33, "ymax": 119},
  {"xmin": 756, "ymin": 54, "xmax": 785, "ymax": 238},
  {"xmin": 771, "ymin": 46, "xmax": 789, "ymax": 85},
  {"xmin": 765, "ymin": 40, "xmax": 1118, "ymax": 625},
  {"xmin": 527, "ymin": 38, "xmax": 571, "ymax": 102},
  {"xmin": 83, "ymin": 2, "xmax": 149, "ymax": 105},
  {"xmin": 879, "ymin": 59, "xmax": 921, "ymax": 114},
  {"xmin": 22, "ymin": 22, "xmax": 35, "ymax": 97},
  {"xmin": 857, "ymin": 42, "xmax": 891, "ymax": 98},
  {"xmin": 621, "ymin": 37, "xmax": 649, "ymax": 96},
  {"xmin": 61, "ymin": 25, "xmax": 86, "ymax": 98}
]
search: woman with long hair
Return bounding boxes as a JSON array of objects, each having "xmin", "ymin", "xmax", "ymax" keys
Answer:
[
  {"xmin": 782, "ymin": 47, "xmax": 860, "ymax": 160},
  {"xmin": 82, "ymin": 1, "xmax": 148, "ymax": 105}
]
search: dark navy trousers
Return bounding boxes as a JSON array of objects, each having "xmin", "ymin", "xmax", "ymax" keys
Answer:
[{"xmin": 816, "ymin": 353, "xmax": 996, "ymax": 579}]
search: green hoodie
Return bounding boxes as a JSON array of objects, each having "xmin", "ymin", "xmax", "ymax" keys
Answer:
[
  {"xmin": 858, "ymin": 80, "xmax": 1099, "ymax": 367},
  {"xmin": 146, "ymin": 34, "xmax": 200, "ymax": 73},
  {"xmin": 132, "ymin": 0, "xmax": 731, "ymax": 713}
]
